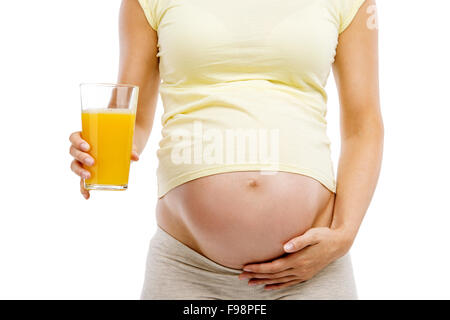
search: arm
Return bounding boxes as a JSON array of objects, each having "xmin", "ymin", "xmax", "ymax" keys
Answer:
[
  {"xmin": 118, "ymin": 0, "xmax": 160, "ymax": 156},
  {"xmin": 239, "ymin": 0, "xmax": 383, "ymax": 290},
  {"xmin": 69, "ymin": 0, "xmax": 160, "ymax": 200},
  {"xmin": 330, "ymin": 0, "xmax": 383, "ymax": 247}
]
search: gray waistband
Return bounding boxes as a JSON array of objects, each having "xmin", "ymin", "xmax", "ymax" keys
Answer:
[{"xmin": 151, "ymin": 225, "xmax": 244, "ymax": 275}]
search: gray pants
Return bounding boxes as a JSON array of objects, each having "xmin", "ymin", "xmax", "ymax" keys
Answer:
[{"xmin": 141, "ymin": 226, "xmax": 358, "ymax": 300}]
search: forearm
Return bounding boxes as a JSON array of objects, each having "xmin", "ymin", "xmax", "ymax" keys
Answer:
[
  {"xmin": 133, "ymin": 123, "xmax": 152, "ymax": 156},
  {"xmin": 330, "ymin": 127, "xmax": 384, "ymax": 249}
]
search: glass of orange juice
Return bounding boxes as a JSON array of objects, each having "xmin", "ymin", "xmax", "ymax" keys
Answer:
[{"xmin": 80, "ymin": 83, "xmax": 139, "ymax": 191}]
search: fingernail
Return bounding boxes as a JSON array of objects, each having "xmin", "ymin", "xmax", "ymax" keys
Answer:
[
  {"xmin": 85, "ymin": 158, "xmax": 94, "ymax": 166},
  {"xmin": 82, "ymin": 172, "xmax": 90, "ymax": 179},
  {"xmin": 243, "ymin": 267, "xmax": 252, "ymax": 272},
  {"xmin": 284, "ymin": 243, "xmax": 294, "ymax": 251},
  {"xmin": 81, "ymin": 142, "xmax": 90, "ymax": 151}
]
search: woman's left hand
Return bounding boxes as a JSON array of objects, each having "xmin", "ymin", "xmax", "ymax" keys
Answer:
[{"xmin": 238, "ymin": 227, "xmax": 353, "ymax": 290}]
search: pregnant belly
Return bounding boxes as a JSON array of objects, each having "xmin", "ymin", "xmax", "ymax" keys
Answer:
[{"xmin": 156, "ymin": 171, "xmax": 335, "ymax": 269}]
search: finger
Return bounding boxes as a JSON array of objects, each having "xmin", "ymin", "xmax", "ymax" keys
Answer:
[
  {"xmin": 80, "ymin": 178, "xmax": 90, "ymax": 200},
  {"xmin": 69, "ymin": 131, "xmax": 90, "ymax": 152},
  {"xmin": 243, "ymin": 256, "xmax": 292, "ymax": 274},
  {"xmin": 264, "ymin": 279, "xmax": 304, "ymax": 291},
  {"xmin": 69, "ymin": 145, "xmax": 95, "ymax": 167},
  {"xmin": 71, "ymin": 159, "xmax": 91, "ymax": 180},
  {"xmin": 239, "ymin": 269, "xmax": 294, "ymax": 280},
  {"xmin": 131, "ymin": 150, "xmax": 140, "ymax": 162},
  {"xmin": 283, "ymin": 228, "xmax": 322, "ymax": 253},
  {"xmin": 248, "ymin": 275, "xmax": 298, "ymax": 286}
]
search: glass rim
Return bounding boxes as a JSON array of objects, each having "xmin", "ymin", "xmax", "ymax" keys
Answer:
[{"xmin": 79, "ymin": 82, "xmax": 139, "ymax": 90}]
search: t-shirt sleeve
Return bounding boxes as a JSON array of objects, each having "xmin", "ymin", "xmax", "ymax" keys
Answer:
[
  {"xmin": 339, "ymin": 0, "xmax": 367, "ymax": 34},
  {"xmin": 137, "ymin": 0, "xmax": 158, "ymax": 31}
]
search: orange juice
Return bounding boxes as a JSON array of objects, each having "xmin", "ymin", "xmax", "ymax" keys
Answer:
[{"xmin": 81, "ymin": 108, "xmax": 136, "ymax": 189}]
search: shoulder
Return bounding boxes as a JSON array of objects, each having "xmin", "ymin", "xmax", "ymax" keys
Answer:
[
  {"xmin": 326, "ymin": 0, "xmax": 370, "ymax": 34},
  {"xmin": 136, "ymin": 0, "xmax": 172, "ymax": 32}
]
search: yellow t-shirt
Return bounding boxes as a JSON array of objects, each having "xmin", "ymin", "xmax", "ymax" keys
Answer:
[{"xmin": 137, "ymin": 0, "xmax": 366, "ymax": 198}]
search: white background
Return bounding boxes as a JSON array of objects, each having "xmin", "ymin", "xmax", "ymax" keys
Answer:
[{"xmin": 0, "ymin": 0, "xmax": 449, "ymax": 299}]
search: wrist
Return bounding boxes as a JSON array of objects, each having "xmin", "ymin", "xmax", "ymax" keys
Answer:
[
  {"xmin": 332, "ymin": 226, "xmax": 357, "ymax": 255},
  {"xmin": 133, "ymin": 125, "xmax": 146, "ymax": 155}
]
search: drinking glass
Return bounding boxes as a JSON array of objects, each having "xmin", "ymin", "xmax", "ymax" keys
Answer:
[{"xmin": 80, "ymin": 83, "xmax": 139, "ymax": 191}]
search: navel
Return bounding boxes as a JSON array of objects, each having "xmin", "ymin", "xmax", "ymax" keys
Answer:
[{"xmin": 247, "ymin": 178, "xmax": 258, "ymax": 188}]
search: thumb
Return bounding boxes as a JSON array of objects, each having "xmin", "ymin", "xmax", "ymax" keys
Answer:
[
  {"xmin": 283, "ymin": 228, "xmax": 322, "ymax": 253},
  {"xmin": 131, "ymin": 145, "xmax": 140, "ymax": 162}
]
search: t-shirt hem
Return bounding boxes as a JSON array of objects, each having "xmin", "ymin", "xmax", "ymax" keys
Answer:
[{"xmin": 157, "ymin": 163, "xmax": 337, "ymax": 198}]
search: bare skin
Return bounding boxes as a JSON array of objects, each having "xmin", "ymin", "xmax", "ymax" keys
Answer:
[
  {"xmin": 69, "ymin": 0, "xmax": 383, "ymax": 290},
  {"xmin": 155, "ymin": 171, "xmax": 336, "ymax": 269}
]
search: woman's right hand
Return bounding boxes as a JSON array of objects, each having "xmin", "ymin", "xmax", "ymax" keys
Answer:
[
  {"xmin": 69, "ymin": 131, "xmax": 140, "ymax": 200},
  {"xmin": 69, "ymin": 131, "xmax": 95, "ymax": 200}
]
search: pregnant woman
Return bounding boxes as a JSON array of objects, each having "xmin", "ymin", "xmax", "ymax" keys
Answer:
[{"xmin": 69, "ymin": 0, "xmax": 383, "ymax": 299}]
